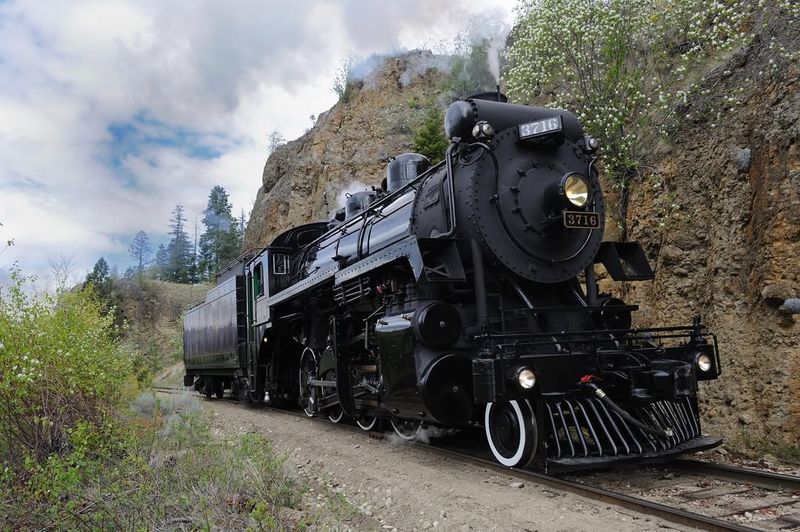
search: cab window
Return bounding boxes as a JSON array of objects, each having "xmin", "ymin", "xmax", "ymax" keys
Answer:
[
  {"xmin": 253, "ymin": 262, "xmax": 264, "ymax": 297},
  {"xmin": 273, "ymin": 254, "xmax": 289, "ymax": 276}
]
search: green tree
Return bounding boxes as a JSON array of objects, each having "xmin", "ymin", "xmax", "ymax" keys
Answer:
[
  {"xmin": 85, "ymin": 258, "xmax": 112, "ymax": 298},
  {"xmin": 198, "ymin": 187, "xmax": 241, "ymax": 281},
  {"xmin": 128, "ymin": 230, "xmax": 151, "ymax": 280},
  {"xmin": 152, "ymin": 244, "xmax": 169, "ymax": 280},
  {"xmin": 165, "ymin": 205, "xmax": 194, "ymax": 283},
  {"xmin": 412, "ymin": 107, "xmax": 449, "ymax": 165},
  {"xmin": 84, "ymin": 257, "xmax": 119, "ymax": 316}
]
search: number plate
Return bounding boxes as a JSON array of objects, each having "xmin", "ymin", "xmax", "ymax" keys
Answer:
[
  {"xmin": 563, "ymin": 211, "xmax": 600, "ymax": 229},
  {"xmin": 518, "ymin": 116, "xmax": 563, "ymax": 139}
]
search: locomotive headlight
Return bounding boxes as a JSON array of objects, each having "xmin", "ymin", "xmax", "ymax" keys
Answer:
[
  {"xmin": 516, "ymin": 368, "xmax": 536, "ymax": 389},
  {"xmin": 563, "ymin": 173, "xmax": 591, "ymax": 207},
  {"xmin": 695, "ymin": 353, "xmax": 713, "ymax": 373}
]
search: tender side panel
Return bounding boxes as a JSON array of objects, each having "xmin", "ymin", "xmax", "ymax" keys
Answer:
[{"xmin": 184, "ymin": 275, "xmax": 246, "ymax": 374}]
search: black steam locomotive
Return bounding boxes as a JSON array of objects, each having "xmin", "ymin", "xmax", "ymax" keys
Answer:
[{"xmin": 184, "ymin": 93, "xmax": 722, "ymax": 471}]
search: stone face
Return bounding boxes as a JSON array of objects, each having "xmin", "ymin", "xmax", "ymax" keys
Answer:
[
  {"xmin": 622, "ymin": 14, "xmax": 800, "ymax": 447},
  {"xmin": 733, "ymin": 146, "xmax": 752, "ymax": 172},
  {"xmin": 243, "ymin": 51, "xmax": 450, "ymax": 252}
]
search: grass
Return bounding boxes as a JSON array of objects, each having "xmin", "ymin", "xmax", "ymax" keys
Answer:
[
  {"xmin": 728, "ymin": 429, "xmax": 800, "ymax": 466},
  {"xmin": 1, "ymin": 393, "xmax": 307, "ymax": 530}
]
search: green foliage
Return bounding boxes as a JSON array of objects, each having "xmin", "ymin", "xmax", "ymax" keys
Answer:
[
  {"xmin": 0, "ymin": 268, "xmax": 135, "ymax": 476},
  {"xmin": 446, "ymin": 38, "xmax": 498, "ymax": 99},
  {"xmin": 198, "ymin": 186, "xmax": 242, "ymax": 282},
  {"xmin": 128, "ymin": 230, "xmax": 151, "ymax": 279},
  {"xmin": 506, "ymin": 0, "xmax": 755, "ymax": 187},
  {"xmin": 332, "ymin": 59, "xmax": 360, "ymax": 103},
  {"xmin": 153, "ymin": 243, "xmax": 169, "ymax": 279},
  {"xmin": 164, "ymin": 204, "xmax": 195, "ymax": 283},
  {"xmin": 1, "ymin": 394, "xmax": 303, "ymax": 530},
  {"xmin": 412, "ymin": 107, "xmax": 449, "ymax": 165},
  {"xmin": 84, "ymin": 257, "xmax": 121, "ymax": 319}
]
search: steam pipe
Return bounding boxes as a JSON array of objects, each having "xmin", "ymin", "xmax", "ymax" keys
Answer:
[
  {"xmin": 470, "ymin": 238, "xmax": 488, "ymax": 332},
  {"xmin": 583, "ymin": 381, "xmax": 672, "ymax": 439}
]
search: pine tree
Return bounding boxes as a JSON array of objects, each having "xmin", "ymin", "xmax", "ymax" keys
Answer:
[
  {"xmin": 166, "ymin": 205, "xmax": 193, "ymax": 283},
  {"xmin": 412, "ymin": 107, "xmax": 449, "ymax": 164},
  {"xmin": 128, "ymin": 230, "xmax": 151, "ymax": 279},
  {"xmin": 85, "ymin": 257, "xmax": 117, "ymax": 313},
  {"xmin": 198, "ymin": 187, "xmax": 241, "ymax": 281},
  {"xmin": 153, "ymin": 244, "xmax": 169, "ymax": 280}
]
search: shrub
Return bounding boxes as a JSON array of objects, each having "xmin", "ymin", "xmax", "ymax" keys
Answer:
[
  {"xmin": 505, "ymin": 0, "xmax": 757, "ymax": 222},
  {"xmin": 332, "ymin": 59, "xmax": 360, "ymax": 103},
  {"xmin": 412, "ymin": 106, "xmax": 449, "ymax": 164},
  {"xmin": 2, "ymin": 393, "xmax": 303, "ymax": 530},
  {"xmin": 0, "ymin": 268, "xmax": 135, "ymax": 476}
]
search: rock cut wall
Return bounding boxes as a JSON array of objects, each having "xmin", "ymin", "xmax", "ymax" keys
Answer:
[
  {"xmin": 242, "ymin": 51, "xmax": 450, "ymax": 252},
  {"xmin": 619, "ymin": 15, "xmax": 800, "ymax": 448}
]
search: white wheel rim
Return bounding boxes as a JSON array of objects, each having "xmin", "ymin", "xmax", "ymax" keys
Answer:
[
  {"xmin": 328, "ymin": 409, "xmax": 344, "ymax": 423},
  {"xmin": 357, "ymin": 416, "xmax": 376, "ymax": 431},
  {"xmin": 391, "ymin": 418, "xmax": 420, "ymax": 441},
  {"xmin": 485, "ymin": 400, "xmax": 530, "ymax": 467}
]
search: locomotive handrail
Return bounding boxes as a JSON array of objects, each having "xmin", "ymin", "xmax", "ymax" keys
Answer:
[{"xmin": 475, "ymin": 323, "xmax": 710, "ymax": 341}]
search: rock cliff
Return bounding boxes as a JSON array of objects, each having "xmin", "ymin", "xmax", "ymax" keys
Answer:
[
  {"xmin": 618, "ymin": 14, "xmax": 800, "ymax": 449},
  {"xmin": 242, "ymin": 51, "xmax": 450, "ymax": 252}
]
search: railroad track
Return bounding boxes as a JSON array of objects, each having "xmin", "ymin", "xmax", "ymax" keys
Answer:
[{"xmin": 151, "ymin": 386, "xmax": 800, "ymax": 531}]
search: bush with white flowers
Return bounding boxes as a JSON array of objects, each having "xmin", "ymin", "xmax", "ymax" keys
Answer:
[
  {"xmin": 505, "ymin": 0, "xmax": 758, "ymax": 187},
  {"xmin": 0, "ymin": 268, "xmax": 135, "ymax": 475}
]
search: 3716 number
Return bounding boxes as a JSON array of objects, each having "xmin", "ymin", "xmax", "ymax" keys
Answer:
[{"xmin": 563, "ymin": 211, "xmax": 600, "ymax": 229}]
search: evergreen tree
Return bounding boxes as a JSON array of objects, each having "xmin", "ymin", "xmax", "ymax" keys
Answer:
[
  {"xmin": 166, "ymin": 205, "xmax": 194, "ymax": 283},
  {"xmin": 84, "ymin": 257, "xmax": 117, "ymax": 313},
  {"xmin": 412, "ymin": 107, "xmax": 449, "ymax": 164},
  {"xmin": 128, "ymin": 230, "xmax": 151, "ymax": 279},
  {"xmin": 153, "ymin": 244, "xmax": 169, "ymax": 280},
  {"xmin": 198, "ymin": 187, "xmax": 241, "ymax": 281}
]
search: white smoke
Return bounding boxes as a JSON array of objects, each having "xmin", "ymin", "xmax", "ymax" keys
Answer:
[
  {"xmin": 487, "ymin": 35, "xmax": 505, "ymax": 84},
  {"xmin": 386, "ymin": 424, "xmax": 459, "ymax": 445},
  {"xmin": 326, "ymin": 180, "xmax": 373, "ymax": 219}
]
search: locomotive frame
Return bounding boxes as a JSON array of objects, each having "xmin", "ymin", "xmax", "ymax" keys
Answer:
[{"xmin": 184, "ymin": 93, "xmax": 722, "ymax": 472}]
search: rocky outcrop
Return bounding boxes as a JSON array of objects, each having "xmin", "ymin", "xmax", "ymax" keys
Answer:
[
  {"xmin": 616, "ymin": 13, "xmax": 800, "ymax": 447},
  {"xmin": 242, "ymin": 51, "xmax": 450, "ymax": 252}
]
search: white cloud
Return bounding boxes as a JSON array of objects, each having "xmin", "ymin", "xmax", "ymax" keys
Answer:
[{"xmin": 0, "ymin": 0, "xmax": 513, "ymax": 286}]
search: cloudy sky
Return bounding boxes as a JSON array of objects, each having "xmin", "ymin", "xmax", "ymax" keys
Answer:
[{"xmin": 0, "ymin": 0, "xmax": 513, "ymax": 289}]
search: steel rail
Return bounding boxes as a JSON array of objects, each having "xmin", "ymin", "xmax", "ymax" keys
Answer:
[
  {"xmin": 152, "ymin": 386, "xmax": 760, "ymax": 531},
  {"xmin": 672, "ymin": 458, "xmax": 800, "ymax": 493}
]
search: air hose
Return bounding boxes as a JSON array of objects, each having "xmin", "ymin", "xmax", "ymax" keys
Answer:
[{"xmin": 580, "ymin": 376, "xmax": 673, "ymax": 439}]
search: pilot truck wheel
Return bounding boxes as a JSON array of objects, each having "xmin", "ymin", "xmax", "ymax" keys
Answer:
[{"xmin": 484, "ymin": 400, "xmax": 538, "ymax": 468}]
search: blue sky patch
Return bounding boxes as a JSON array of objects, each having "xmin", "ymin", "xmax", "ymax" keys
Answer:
[{"xmin": 106, "ymin": 113, "xmax": 231, "ymax": 186}]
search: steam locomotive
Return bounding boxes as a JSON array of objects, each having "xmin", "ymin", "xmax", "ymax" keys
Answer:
[{"xmin": 183, "ymin": 92, "xmax": 722, "ymax": 471}]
